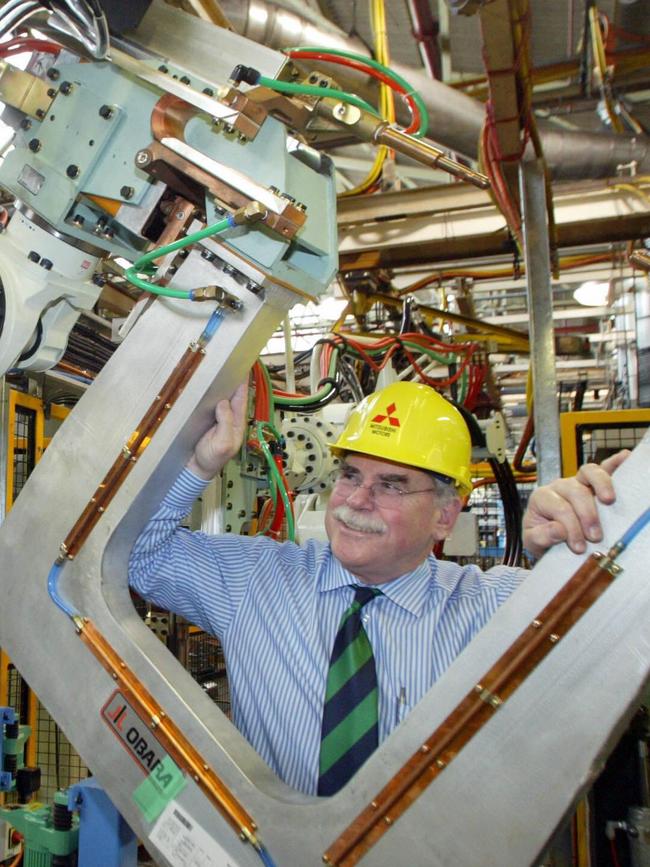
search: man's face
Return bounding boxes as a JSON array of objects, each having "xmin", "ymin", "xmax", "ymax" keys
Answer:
[{"xmin": 324, "ymin": 453, "xmax": 460, "ymax": 585}]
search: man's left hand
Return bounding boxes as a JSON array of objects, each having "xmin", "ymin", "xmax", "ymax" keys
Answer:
[{"xmin": 522, "ymin": 450, "xmax": 630, "ymax": 560}]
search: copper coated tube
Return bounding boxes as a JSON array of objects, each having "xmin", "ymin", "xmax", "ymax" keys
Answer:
[
  {"xmin": 374, "ymin": 125, "xmax": 490, "ymax": 189},
  {"xmin": 78, "ymin": 619, "xmax": 257, "ymax": 840}
]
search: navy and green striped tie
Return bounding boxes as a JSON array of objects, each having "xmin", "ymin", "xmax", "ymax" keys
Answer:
[{"xmin": 318, "ymin": 585, "xmax": 382, "ymax": 796}]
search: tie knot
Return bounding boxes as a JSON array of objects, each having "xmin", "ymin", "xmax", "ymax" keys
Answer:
[{"xmin": 351, "ymin": 585, "xmax": 381, "ymax": 609}]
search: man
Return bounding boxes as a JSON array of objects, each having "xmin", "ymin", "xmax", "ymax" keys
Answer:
[{"xmin": 129, "ymin": 380, "xmax": 627, "ymax": 796}]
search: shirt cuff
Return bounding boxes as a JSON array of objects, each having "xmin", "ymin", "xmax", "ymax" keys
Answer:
[{"xmin": 162, "ymin": 467, "xmax": 212, "ymax": 513}]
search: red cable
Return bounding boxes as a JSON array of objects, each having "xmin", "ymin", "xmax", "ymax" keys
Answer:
[
  {"xmin": 610, "ymin": 836, "xmax": 622, "ymax": 867},
  {"xmin": 286, "ymin": 50, "xmax": 421, "ymax": 135},
  {"xmin": 269, "ymin": 455, "xmax": 286, "ymax": 535},
  {"xmin": 252, "ymin": 361, "xmax": 270, "ymax": 422},
  {"xmin": 0, "ymin": 37, "xmax": 61, "ymax": 57}
]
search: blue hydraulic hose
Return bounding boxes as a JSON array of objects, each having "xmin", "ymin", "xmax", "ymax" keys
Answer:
[
  {"xmin": 47, "ymin": 561, "xmax": 79, "ymax": 618},
  {"xmin": 618, "ymin": 505, "xmax": 650, "ymax": 550},
  {"xmin": 255, "ymin": 844, "xmax": 279, "ymax": 867},
  {"xmin": 200, "ymin": 308, "xmax": 225, "ymax": 342}
]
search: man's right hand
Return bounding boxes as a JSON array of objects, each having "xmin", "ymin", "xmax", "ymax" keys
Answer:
[{"xmin": 186, "ymin": 382, "xmax": 249, "ymax": 481}]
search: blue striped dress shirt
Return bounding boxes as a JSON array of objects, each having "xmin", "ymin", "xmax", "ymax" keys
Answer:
[{"xmin": 129, "ymin": 469, "xmax": 528, "ymax": 796}]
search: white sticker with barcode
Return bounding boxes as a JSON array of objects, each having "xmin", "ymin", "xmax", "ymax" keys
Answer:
[{"xmin": 150, "ymin": 801, "xmax": 243, "ymax": 867}]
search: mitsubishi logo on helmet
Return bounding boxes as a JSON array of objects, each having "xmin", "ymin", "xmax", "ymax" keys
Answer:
[{"xmin": 371, "ymin": 402, "xmax": 400, "ymax": 427}]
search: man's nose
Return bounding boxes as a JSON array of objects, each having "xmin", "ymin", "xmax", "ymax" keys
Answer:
[{"xmin": 345, "ymin": 483, "xmax": 374, "ymax": 507}]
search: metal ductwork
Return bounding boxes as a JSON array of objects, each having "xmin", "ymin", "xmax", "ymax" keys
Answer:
[{"xmin": 213, "ymin": 0, "xmax": 650, "ymax": 180}]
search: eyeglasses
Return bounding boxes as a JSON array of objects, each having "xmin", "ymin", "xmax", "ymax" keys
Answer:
[{"xmin": 332, "ymin": 468, "xmax": 440, "ymax": 508}]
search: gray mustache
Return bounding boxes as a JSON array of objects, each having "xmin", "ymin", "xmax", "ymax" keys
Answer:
[{"xmin": 330, "ymin": 505, "xmax": 387, "ymax": 535}]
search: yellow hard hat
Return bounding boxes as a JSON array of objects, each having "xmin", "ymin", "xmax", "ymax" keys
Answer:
[{"xmin": 330, "ymin": 381, "xmax": 473, "ymax": 497}]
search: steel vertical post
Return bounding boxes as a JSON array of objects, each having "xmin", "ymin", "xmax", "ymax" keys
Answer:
[{"xmin": 519, "ymin": 158, "xmax": 561, "ymax": 483}]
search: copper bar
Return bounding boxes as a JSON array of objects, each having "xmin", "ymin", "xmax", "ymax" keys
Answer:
[
  {"xmin": 375, "ymin": 126, "xmax": 490, "ymax": 190},
  {"xmin": 77, "ymin": 619, "xmax": 257, "ymax": 840},
  {"xmin": 324, "ymin": 554, "xmax": 618, "ymax": 866},
  {"xmin": 63, "ymin": 346, "xmax": 203, "ymax": 557},
  {"xmin": 140, "ymin": 141, "xmax": 305, "ymax": 240}
]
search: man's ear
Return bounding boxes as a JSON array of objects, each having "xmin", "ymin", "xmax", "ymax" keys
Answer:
[{"xmin": 433, "ymin": 497, "xmax": 464, "ymax": 540}]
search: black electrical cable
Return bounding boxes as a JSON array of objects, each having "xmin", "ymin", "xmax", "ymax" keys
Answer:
[
  {"xmin": 336, "ymin": 355, "xmax": 364, "ymax": 402},
  {"xmin": 278, "ymin": 377, "xmax": 341, "ymax": 413},
  {"xmin": 399, "ymin": 296, "xmax": 414, "ymax": 334},
  {"xmin": 573, "ymin": 379, "xmax": 588, "ymax": 411},
  {"xmin": 265, "ymin": 347, "xmax": 314, "ymax": 374},
  {"xmin": 490, "ymin": 455, "xmax": 523, "ymax": 566},
  {"xmin": 453, "ymin": 401, "xmax": 523, "ymax": 567}
]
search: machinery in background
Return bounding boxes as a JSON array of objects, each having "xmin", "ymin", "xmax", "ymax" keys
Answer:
[
  {"xmin": 1, "ymin": 5, "xmax": 649, "ymax": 867},
  {"xmin": 0, "ymin": 0, "xmax": 487, "ymax": 379},
  {"xmin": 2, "ymin": 706, "xmax": 137, "ymax": 867}
]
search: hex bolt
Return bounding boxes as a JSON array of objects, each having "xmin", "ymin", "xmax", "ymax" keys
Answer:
[
  {"xmin": 120, "ymin": 185, "xmax": 135, "ymax": 200},
  {"xmin": 47, "ymin": 87, "xmax": 57, "ymax": 98},
  {"xmin": 27, "ymin": 250, "xmax": 40, "ymax": 264},
  {"xmin": 180, "ymin": 75, "xmax": 191, "ymax": 85},
  {"xmin": 28, "ymin": 138, "xmax": 41, "ymax": 153},
  {"xmin": 72, "ymin": 214, "xmax": 85, "ymax": 227},
  {"xmin": 158, "ymin": 65, "xmax": 169, "ymax": 74},
  {"xmin": 59, "ymin": 81, "xmax": 72, "ymax": 95},
  {"xmin": 20, "ymin": 118, "xmax": 32, "ymax": 130},
  {"xmin": 40, "ymin": 258, "xmax": 53, "ymax": 271},
  {"xmin": 98, "ymin": 104, "xmax": 113, "ymax": 119},
  {"xmin": 202, "ymin": 87, "xmax": 214, "ymax": 96},
  {"xmin": 66, "ymin": 164, "xmax": 80, "ymax": 179},
  {"xmin": 35, "ymin": 108, "xmax": 45, "ymax": 120},
  {"xmin": 135, "ymin": 149, "xmax": 152, "ymax": 167},
  {"xmin": 47, "ymin": 67, "xmax": 60, "ymax": 81}
]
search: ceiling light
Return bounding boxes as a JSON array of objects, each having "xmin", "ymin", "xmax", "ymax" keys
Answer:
[{"xmin": 573, "ymin": 281, "xmax": 611, "ymax": 307}]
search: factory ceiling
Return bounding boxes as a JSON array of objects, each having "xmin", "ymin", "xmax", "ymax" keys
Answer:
[{"xmin": 4, "ymin": 0, "xmax": 648, "ymax": 429}]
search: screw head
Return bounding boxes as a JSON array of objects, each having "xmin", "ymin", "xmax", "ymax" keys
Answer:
[
  {"xmin": 28, "ymin": 138, "xmax": 41, "ymax": 153},
  {"xmin": 66, "ymin": 164, "xmax": 80, "ymax": 179},
  {"xmin": 47, "ymin": 67, "xmax": 60, "ymax": 80},
  {"xmin": 59, "ymin": 81, "xmax": 72, "ymax": 96},
  {"xmin": 98, "ymin": 104, "xmax": 113, "ymax": 119},
  {"xmin": 120, "ymin": 185, "xmax": 135, "ymax": 200},
  {"xmin": 135, "ymin": 149, "xmax": 152, "ymax": 167},
  {"xmin": 20, "ymin": 118, "xmax": 32, "ymax": 130}
]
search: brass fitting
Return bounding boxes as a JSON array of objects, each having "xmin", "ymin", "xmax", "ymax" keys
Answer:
[{"xmin": 231, "ymin": 201, "xmax": 268, "ymax": 225}]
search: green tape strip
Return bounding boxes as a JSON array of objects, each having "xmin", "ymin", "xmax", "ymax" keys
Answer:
[{"xmin": 132, "ymin": 756, "xmax": 188, "ymax": 823}]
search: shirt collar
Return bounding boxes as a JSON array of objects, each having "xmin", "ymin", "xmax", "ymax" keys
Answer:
[{"xmin": 319, "ymin": 547, "xmax": 434, "ymax": 618}]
